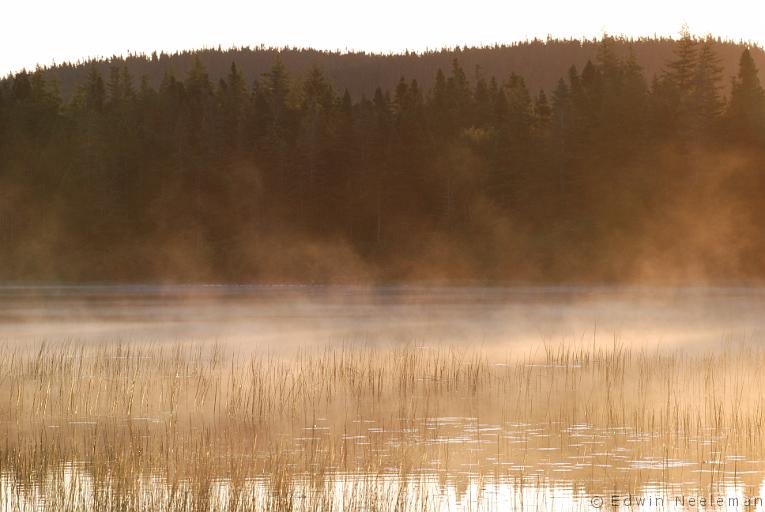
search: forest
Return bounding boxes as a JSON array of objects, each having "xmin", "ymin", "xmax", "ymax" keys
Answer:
[{"xmin": 1, "ymin": 33, "xmax": 764, "ymax": 283}]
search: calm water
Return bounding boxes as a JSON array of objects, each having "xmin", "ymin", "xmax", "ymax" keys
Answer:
[
  {"xmin": 1, "ymin": 284, "xmax": 764, "ymax": 349},
  {"xmin": 3, "ymin": 285, "xmax": 765, "ymax": 511}
]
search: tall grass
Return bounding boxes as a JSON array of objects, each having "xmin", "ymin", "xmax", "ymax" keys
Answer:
[{"xmin": 1, "ymin": 341, "xmax": 764, "ymax": 510}]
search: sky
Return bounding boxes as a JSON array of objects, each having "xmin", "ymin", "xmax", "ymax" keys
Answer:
[{"xmin": 2, "ymin": 0, "xmax": 764, "ymax": 76}]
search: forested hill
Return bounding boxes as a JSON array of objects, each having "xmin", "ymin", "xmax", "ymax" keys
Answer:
[
  {"xmin": 27, "ymin": 38, "xmax": 765, "ymax": 102},
  {"xmin": 1, "ymin": 34, "xmax": 765, "ymax": 284}
]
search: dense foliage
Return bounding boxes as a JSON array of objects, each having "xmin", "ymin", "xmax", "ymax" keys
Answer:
[{"xmin": 1, "ymin": 34, "xmax": 764, "ymax": 283}]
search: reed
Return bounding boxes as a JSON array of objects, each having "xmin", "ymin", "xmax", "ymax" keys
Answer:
[{"xmin": 1, "ymin": 341, "xmax": 764, "ymax": 511}]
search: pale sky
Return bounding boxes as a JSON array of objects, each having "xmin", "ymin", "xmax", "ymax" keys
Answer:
[{"xmin": 2, "ymin": 0, "xmax": 764, "ymax": 76}]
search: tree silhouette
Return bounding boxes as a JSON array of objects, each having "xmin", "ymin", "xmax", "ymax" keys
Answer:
[{"xmin": 1, "ymin": 36, "xmax": 765, "ymax": 283}]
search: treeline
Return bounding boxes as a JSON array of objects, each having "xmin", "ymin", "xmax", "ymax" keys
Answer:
[
  {"xmin": 31, "ymin": 37, "xmax": 765, "ymax": 103},
  {"xmin": 1, "ymin": 34, "xmax": 765, "ymax": 283}
]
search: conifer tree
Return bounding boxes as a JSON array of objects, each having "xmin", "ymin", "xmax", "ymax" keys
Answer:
[
  {"xmin": 80, "ymin": 65, "xmax": 105, "ymax": 112},
  {"xmin": 662, "ymin": 25, "xmax": 698, "ymax": 138},
  {"xmin": 726, "ymin": 48, "xmax": 765, "ymax": 144},
  {"xmin": 666, "ymin": 24, "xmax": 698, "ymax": 94},
  {"xmin": 218, "ymin": 62, "xmax": 248, "ymax": 151},
  {"xmin": 691, "ymin": 38, "xmax": 724, "ymax": 135}
]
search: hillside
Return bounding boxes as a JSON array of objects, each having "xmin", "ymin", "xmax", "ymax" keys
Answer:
[
  {"xmin": 33, "ymin": 38, "xmax": 765, "ymax": 101},
  {"xmin": 1, "ymin": 34, "xmax": 765, "ymax": 284}
]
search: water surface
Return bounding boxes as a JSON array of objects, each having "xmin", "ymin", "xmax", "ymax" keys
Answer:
[
  {"xmin": 2, "ymin": 284, "xmax": 764, "ymax": 350},
  {"xmin": 2, "ymin": 285, "xmax": 765, "ymax": 511}
]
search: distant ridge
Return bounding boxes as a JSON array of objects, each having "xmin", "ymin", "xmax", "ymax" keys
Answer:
[{"xmin": 28, "ymin": 38, "xmax": 765, "ymax": 100}]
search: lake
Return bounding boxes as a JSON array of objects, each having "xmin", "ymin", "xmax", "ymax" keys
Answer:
[
  {"xmin": 2, "ymin": 284, "xmax": 764, "ymax": 349},
  {"xmin": 2, "ymin": 285, "xmax": 765, "ymax": 511}
]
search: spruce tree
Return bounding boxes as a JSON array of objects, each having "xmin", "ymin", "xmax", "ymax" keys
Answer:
[
  {"xmin": 691, "ymin": 38, "xmax": 724, "ymax": 135},
  {"xmin": 726, "ymin": 48, "xmax": 765, "ymax": 144}
]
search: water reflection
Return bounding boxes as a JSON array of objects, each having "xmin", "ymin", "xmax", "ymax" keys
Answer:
[
  {"xmin": 3, "ymin": 286, "xmax": 765, "ymax": 510},
  {"xmin": 4, "ymin": 466, "xmax": 765, "ymax": 511}
]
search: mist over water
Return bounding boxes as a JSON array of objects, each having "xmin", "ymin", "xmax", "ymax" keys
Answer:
[
  {"xmin": 2, "ymin": 285, "xmax": 764, "ymax": 351},
  {"xmin": 5, "ymin": 285, "xmax": 765, "ymax": 510},
  {"xmin": 4, "ymin": 15, "xmax": 765, "ymax": 510}
]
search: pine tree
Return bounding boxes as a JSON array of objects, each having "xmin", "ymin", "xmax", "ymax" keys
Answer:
[
  {"xmin": 551, "ymin": 78, "xmax": 572, "ymax": 197},
  {"xmin": 618, "ymin": 50, "xmax": 648, "ymax": 145},
  {"xmin": 217, "ymin": 62, "xmax": 248, "ymax": 151},
  {"xmin": 473, "ymin": 72, "xmax": 491, "ymax": 128},
  {"xmin": 597, "ymin": 34, "xmax": 621, "ymax": 89},
  {"xmin": 726, "ymin": 48, "xmax": 765, "ymax": 144},
  {"xmin": 691, "ymin": 38, "xmax": 724, "ymax": 135},
  {"xmin": 429, "ymin": 68, "xmax": 449, "ymax": 138},
  {"xmin": 107, "ymin": 66, "xmax": 122, "ymax": 105},
  {"xmin": 663, "ymin": 25, "xmax": 698, "ymax": 138},
  {"xmin": 260, "ymin": 57, "xmax": 292, "ymax": 143},
  {"xmin": 297, "ymin": 65, "xmax": 336, "ymax": 216},
  {"xmin": 185, "ymin": 56, "xmax": 212, "ymax": 97},
  {"xmin": 446, "ymin": 59, "xmax": 471, "ymax": 134},
  {"xmin": 11, "ymin": 70, "xmax": 32, "ymax": 101},
  {"xmin": 80, "ymin": 65, "xmax": 105, "ymax": 112},
  {"xmin": 505, "ymin": 72, "xmax": 532, "ymax": 138},
  {"xmin": 120, "ymin": 67, "xmax": 135, "ymax": 101},
  {"xmin": 665, "ymin": 25, "xmax": 698, "ymax": 93},
  {"xmin": 492, "ymin": 85, "xmax": 508, "ymax": 127},
  {"xmin": 371, "ymin": 86, "xmax": 392, "ymax": 246},
  {"xmin": 534, "ymin": 89, "xmax": 551, "ymax": 128}
]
